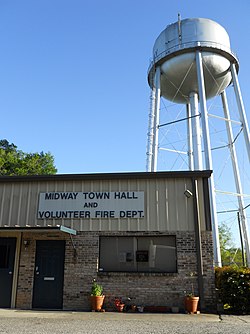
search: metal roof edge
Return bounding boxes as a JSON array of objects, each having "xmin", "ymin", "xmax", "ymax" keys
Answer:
[{"xmin": 0, "ymin": 170, "xmax": 212, "ymax": 183}]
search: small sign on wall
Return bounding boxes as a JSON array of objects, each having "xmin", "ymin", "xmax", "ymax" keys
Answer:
[{"xmin": 136, "ymin": 250, "xmax": 149, "ymax": 262}]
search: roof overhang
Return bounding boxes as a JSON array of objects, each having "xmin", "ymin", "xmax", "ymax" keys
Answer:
[
  {"xmin": 0, "ymin": 170, "xmax": 213, "ymax": 183},
  {"xmin": 0, "ymin": 225, "xmax": 77, "ymax": 235}
]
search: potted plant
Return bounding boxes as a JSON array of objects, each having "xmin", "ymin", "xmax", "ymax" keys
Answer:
[
  {"xmin": 184, "ymin": 272, "xmax": 199, "ymax": 314},
  {"xmin": 90, "ymin": 279, "xmax": 105, "ymax": 311}
]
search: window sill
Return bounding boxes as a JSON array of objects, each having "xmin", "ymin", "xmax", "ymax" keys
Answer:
[{"xmin": 97, "ymin": 271, "xmax": 178, "ymax": 277}]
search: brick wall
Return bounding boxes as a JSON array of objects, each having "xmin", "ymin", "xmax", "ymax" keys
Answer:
[
  {"xmin": 15, "ymin": 231, "xmax": 215, "ymax": 312},
  {"xmin": 15, "ymin": 239, "xmax": 35, "ymax": 309}
]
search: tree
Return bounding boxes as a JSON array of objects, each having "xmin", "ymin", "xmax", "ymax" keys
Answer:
[
  {"xmin": 0, "ymin": 139, "xmax": 57, "ymax": 175},
  {"xmin": 219, "ymin": 222, "xmax": 244, "ymax": 267}
]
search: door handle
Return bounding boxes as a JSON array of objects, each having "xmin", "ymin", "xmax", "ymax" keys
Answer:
[{"xmin": 8, "ymin": 271, "xmax": 12, "ymax": 275}]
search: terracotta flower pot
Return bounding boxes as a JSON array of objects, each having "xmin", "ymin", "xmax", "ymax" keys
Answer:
[
  {"xmin": 131, "ymin": 305, "xmax": 137, "ymax": 312},
  {"xmin": 91, "ymin": 295, "xmax": 105, "ymax": 311},
  {"xmin": 184, "ymin": 296, "xmax": 199, "ymax": 314}
]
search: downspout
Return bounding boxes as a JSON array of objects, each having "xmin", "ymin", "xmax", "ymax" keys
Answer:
[{"xmin": 192, "ymin": 177, "xmax": 205, "ymax": 311}]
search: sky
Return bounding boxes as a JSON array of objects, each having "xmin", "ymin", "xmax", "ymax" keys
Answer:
[{"xmin": 1, "ymin": 0, "xmax": 250, "ymax": 245}]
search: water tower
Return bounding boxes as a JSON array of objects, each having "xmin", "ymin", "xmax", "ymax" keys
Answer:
[{"xmin": 146, "ymin": 16, "xmax": 250, "ymax": 266}]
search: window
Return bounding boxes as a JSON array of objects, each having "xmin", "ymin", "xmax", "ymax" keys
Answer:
[{"xmin": 99, "ymin": 236, "xmax": 177, "ymax": 273}]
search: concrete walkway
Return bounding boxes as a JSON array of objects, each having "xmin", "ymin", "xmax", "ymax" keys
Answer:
[
  {"xmin": 0, "ymin": 308, "xmax": 249, "ymax": 322},
  {"xmin": 0, "ymin": 308, "xmax": 219, "ymax": 321}
]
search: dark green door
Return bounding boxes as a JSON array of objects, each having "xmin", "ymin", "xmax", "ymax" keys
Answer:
[
  {"xmin": 0, "ymin": 237, "xmax": 16, "ymax": 307},
  {"xmin": 32, "ymin": 240, "xmax": 65, "ymax": 309}
]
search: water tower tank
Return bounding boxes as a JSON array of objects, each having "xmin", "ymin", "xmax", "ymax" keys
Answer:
[{"xmin": 148, "ymin": 18, "xmax": 238, "ymax": 103}]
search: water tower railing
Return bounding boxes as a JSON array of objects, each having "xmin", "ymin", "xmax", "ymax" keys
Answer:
[{"xmin": 148, "ymin": 41, "xmax": 238, "ymax": 76}]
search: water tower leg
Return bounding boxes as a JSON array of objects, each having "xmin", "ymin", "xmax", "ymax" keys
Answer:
[
  {"xmin": 195, "ymin": 51, "xmax": 222, "ymax": 267},
  {"xmin": 189, "ymin": 92, "xmax": 203, "ymax": 170},
  {"xmin": 186, "ymin": 103, "xmax": 194, "ymax": 170},
  {"xmin": 221, "ymin": 90, "xmax": 250, "ymax": 266},
  {"xmin": 230, "ymin": 64, "xmax": 250, "ymax": 163},
  {"xmin": 146, "ymin": 86, "xmax": 156, "ymax": 172},
  {"xmin": 152, "ymin": 66, "xmax": 161, "ymax": 172}
]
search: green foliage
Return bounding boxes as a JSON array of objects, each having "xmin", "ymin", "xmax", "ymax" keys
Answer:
[
  {"xmin": 91, "ymin": 280, "xmax": 103, "ymax": 296},
  {"xmin": 215, "ymin": 266, "xmax": 250, "ymax": 314},
  {"xmin": 0, "ymin": 139, "xmax": 57, "ymax": 175},
  {"xmin": 219, "ymin": 222, "xmax": 244, "ymax": 266}
]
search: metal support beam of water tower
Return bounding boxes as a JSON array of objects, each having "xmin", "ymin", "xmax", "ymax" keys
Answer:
[
  {"xmin": 221, "ymin": 90, "xmax": 250, "ymax": 266},
  {"xmin": 195, "ymin": 50, "xmax": 221, "ymax": 267}
]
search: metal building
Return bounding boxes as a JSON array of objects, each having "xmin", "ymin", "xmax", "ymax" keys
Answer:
[{"xmin": 0, "ymin": 171, "xmax": 215, "ymax": 311}]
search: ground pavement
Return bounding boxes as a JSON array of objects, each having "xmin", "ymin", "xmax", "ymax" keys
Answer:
[{"xmin": 0, "ymin": 309, "xmax": 249, "ymax": 334}]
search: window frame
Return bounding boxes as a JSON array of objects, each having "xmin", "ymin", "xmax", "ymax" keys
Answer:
[{"xmin": 99, "ymin": 235, "xmax": 177, "ymax": 274}]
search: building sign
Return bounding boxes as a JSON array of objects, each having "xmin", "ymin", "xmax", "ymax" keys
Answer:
[{"xmin": 38, "ymin": 191, "xmax": 144, "ymax": 219}]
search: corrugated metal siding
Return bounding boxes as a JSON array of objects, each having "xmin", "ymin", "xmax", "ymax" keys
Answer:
[{"xmin": 0, "ymin": 176, "xmax": 207, "ymax": 232}]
